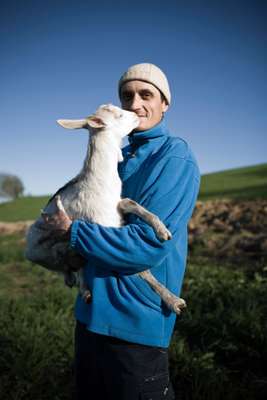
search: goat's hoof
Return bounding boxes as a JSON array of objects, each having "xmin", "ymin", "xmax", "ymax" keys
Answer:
[
  {"xmin": 82, "ymin": 290, "xmax": 92, "ymax": 304},
  {"xmin": 155, "ymin": 224, "xmax": 172, "ymax": 241},
  {"xmin": 173, "ymin": 298, "xmax": 187, "ymax": 315}
]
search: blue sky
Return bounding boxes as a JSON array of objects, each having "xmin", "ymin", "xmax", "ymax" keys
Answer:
[{"xmin": 0, "ymin": 0, "xmax": 266, "ymax": 195}]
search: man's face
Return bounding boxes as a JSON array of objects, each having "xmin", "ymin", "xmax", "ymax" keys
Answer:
[{"xmin": 120, "ymin": 80, "xmax": 169, "ymax": 132}]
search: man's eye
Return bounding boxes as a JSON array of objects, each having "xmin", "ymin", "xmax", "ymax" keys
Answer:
[
  {"xmin": 122, "ymin": 93, "xmax": 133, "ymax": 101},
  {"xmin": 142, "ymin": 93, "xmax": 151, "ymax": 98}
]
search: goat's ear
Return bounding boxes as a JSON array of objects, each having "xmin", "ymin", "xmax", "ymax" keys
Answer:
[
  {"xmin": 57, "ymin": 119, "xmax": 88, "ymax": 129},
  {"xmin": 87, "ymin": 116, "xmax": 106, "ymax": 129}
]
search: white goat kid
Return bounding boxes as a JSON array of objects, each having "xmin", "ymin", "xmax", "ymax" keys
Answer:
[{"xmin": 26, "ymin": 104, "xmax": 186, "ymax": 314}]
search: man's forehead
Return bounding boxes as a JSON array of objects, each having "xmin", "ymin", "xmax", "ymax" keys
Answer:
[{"xmin": 121, "ymin": 80, "xmax": 159, "ymax": 93}]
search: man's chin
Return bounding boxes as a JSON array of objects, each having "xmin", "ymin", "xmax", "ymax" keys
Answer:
[{"xmin": 131, "ymin": 123, "xmax": 149, "ymax": 133}]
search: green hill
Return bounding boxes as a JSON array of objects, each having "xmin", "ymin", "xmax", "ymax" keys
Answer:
[
  {"xmin": 0, "ymin": 163, "xmax": 266, "ymax": 222},
  {"xmin": 199, "ymin": 163, "xmax": 267, "ymax": 201},
  {"xmin": 0, "ymin": 196, "xmax": 50, "ymax": 222}
]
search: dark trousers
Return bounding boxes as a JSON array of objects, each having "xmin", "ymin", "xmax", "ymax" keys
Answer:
[{"xmin": 74, "ymin": 321, "xmax": 175, "ymax": 400}]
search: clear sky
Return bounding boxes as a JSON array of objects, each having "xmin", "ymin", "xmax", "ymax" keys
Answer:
[{"xmin": 0, "ymin": 0, "xmax": 266, "ymax": 195}]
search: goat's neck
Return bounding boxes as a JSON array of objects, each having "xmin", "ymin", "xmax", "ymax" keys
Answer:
[{"xmin": 81, "ymin": 130, "xmax": 122, "ymax": 182}]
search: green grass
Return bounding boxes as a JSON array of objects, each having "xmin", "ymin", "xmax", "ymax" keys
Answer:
[
  {"xmin": 0, "ymin": 234, "xmax": 77, "ymax": 399},
  {"xmin": 0, "ymin": 163, "xmax": 267, "ymax": 222},
  {"xmin": 199, "ymin": 163, "xmax": 267, "ymax": 201},
  {"xmin": 170, "ymin": 263, "xmax": 267, "ymax": 400},
  {"xmin": 0, "ymin": 262, "xmax": 77, "ymax": 400},
  {"xmin": 0, "ymin": 195, "xmax": 50, "ymax": 221},
  {"xmin": 0, "ymin": 233, "xmax": 267, "ymax": 400}
]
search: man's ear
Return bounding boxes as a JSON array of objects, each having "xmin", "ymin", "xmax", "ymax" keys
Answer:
[
  {"xmin": 87, "ymin": 116, "xmax": 106, "ymax": 129},
  {"xmin": 162, "ymin": 102, "xmax": 169, "ymax": 113}
]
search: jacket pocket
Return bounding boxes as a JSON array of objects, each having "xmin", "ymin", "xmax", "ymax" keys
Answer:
[{"xmin": 140, "ymin": 372, "xmax": 174, "ymax": 399}]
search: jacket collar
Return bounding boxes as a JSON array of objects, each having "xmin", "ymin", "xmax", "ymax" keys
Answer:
[{"xmin": 128, "ymin": 119, "xmax": 170, "ymax": 146}]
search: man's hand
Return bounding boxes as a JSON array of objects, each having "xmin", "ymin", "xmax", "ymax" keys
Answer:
[
  {"xmin": 35, "ymin": 195, "xmax": 86, "ymax": 269},
  {"xmin": 36, "ymin": 195, "xmax": 72, "ymax": 241}
]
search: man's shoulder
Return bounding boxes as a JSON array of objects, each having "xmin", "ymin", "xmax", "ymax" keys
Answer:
[{"xmin": 161, "ymin": 135, "xmax": 199, "ymax": 167}]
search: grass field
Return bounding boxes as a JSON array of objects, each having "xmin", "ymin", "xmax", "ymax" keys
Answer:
[
  {"xmin": 0, "ymin": 195, "xmax": 50, "ymax": 222},
  {"xmin": 0, "ymin": 233, "xmax": 266, "ymax": 400},
  {"xmin": 0, "ymin": 162, "xmax": 267, "ymax": 399},
  {"xmin": 0, "ymin": 163, "xmax": 266, "ymax": 222}
]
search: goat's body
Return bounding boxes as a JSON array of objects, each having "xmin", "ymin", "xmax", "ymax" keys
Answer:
[
  {"xmin": 50, "ymin": 133, "xmax": 123, "ymax": 226},
  {"xmin": 26, "ymin": 131, "xmax": 123, "ymax": 270}
]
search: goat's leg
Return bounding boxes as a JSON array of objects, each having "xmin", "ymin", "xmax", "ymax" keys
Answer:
[
  {"xmin": 39, "ymin": 196, "xmax": 91, "ymax": 302},
  {"xmin": 138, "ymin": 270, "xmax": 186, "ymax": 315},
  {"xmin": 77, "ymin": 269, "xmax": 92, "ymax": 304},
  {"xmin": 118, "ymin": 198, "xmax": 172, "ymax": 241},
  {"xmin": 118, "ymin": 198, "xmax": 186, "ymax": 315},
  {"xmin": 60, "ymin": 247, "xmax": 91, "ymax": 303},
  {"xmin": 64, "ymin": 270, "xmax": 77, "ymax": 288}
]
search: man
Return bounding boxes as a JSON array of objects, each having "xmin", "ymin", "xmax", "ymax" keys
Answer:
[{"xmin": 44, "ymin": 63, "xmax": 200, "ymax": 399}]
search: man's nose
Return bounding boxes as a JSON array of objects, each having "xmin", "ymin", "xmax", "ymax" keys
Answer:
[{"xmin": 128, "ymin": 94, "xmax": 143, "ymax": 111}]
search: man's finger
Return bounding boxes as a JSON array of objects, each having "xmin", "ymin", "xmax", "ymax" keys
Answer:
[
  {"xmin": 35, "ymin": 220, "xmax": 52, "ymax": 230},
  {"xmin": 41, "ymin": 212, "xmax": 50, "ymax": 223}
]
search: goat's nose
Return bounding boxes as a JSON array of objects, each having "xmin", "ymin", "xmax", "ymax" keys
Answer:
[{"xmin": 133, "ymin": 115, "xmax": 140, "ymax": 125}]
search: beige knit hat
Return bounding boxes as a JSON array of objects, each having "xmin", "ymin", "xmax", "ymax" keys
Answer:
[{"xmin": 118, "ymin": 63, "xmax": 171, "ymax": 105}]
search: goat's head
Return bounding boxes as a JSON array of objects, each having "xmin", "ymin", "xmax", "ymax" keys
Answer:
[{"xmin": 57, "ymin": 104, "xmax": 139, "ymax": 139}]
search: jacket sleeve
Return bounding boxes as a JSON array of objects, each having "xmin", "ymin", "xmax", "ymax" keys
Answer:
[{"xmin": 70, "ymin": 156, "xmax": 200, "ymax": 274}]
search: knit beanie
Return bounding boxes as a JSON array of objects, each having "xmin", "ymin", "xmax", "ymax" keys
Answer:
[{"xmin": 118, "ymin": 63, "xmax": 171, "ymax": 105}]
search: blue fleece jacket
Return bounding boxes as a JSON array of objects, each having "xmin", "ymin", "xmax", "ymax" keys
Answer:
[{"xmin": 70, "ymin": 120, "xmax": 200, "ymax": 347}]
